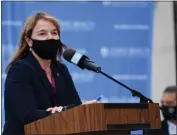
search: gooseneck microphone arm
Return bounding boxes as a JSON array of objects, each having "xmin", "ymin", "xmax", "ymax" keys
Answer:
[
  {"xmin": 84, "ymin": 58, "xmax": 153, "ymax": 103},
  {"xmin": 98, "ymin": 70, "xmax": 153, "ymax": 103}
]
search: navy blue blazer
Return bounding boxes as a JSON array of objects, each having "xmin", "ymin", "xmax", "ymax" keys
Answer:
[{"xmin": 2, "ymin": 52, "xmax": 82, "ymax": 135}]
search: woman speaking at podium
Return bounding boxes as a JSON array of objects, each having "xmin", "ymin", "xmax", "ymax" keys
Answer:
[{"xmin": 2, "ymin": 12, "xmax": 96, "ymax": 135}]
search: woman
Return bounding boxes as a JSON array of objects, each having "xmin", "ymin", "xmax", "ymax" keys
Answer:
[{"xmin": 3, "ymin": 12, "xmax": 96, "ymax": 135}]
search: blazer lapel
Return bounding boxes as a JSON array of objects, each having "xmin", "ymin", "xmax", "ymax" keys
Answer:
[
  {"xmin": 52, "ymin": 61, "xmax": 71, "ymax": 83},
  {"xmin": 51, "ymin": 61, "xmax": 71, "ymax": 106},
  {"xmin": 26, "ymin": 52, "xmax": 55, "ymax": 105}
]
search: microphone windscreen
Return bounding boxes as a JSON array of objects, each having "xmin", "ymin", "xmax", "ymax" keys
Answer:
[{"xmin": 63, "ymin": 48, "xmax": 76, "ymax": 61}]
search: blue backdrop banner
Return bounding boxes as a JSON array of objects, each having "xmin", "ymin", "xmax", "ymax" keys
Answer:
[{"xmin": 2, "ymin": 1, "xmax": 155, "ymax": 132}]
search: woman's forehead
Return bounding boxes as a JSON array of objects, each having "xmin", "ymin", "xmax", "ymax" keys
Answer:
[{"xmin": 33, "ymin": 19, "xmax": 58, "ymax": 32}]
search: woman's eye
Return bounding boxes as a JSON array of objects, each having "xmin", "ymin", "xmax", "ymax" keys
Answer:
[
  {"xmin": 52, "ymin": 32, "xmax": 58, "ymax": 35},
  {"xmin": 39, "ymin": 33, "xmax": 46, "ymax": 36}
]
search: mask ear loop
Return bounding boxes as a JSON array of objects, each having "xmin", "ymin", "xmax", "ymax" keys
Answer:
[{"xmin": 27, "ymin": 36, "xmax": 33, "ymax": 52}]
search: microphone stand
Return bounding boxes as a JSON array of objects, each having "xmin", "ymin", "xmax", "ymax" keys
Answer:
[
  {"xmin": 85, "ymin": 59, "xmax": 173, "ymax": 116},
  {"xmin": 99, "ymin": 70, "xmax": 153, "ymax": 103},
  {"xmin": 85, "ymin": 59, "xmax": 152, "ymax": 103},
  {"xmin": 97, "ymin": 70, "xmax": 175, "ymax": 135}
]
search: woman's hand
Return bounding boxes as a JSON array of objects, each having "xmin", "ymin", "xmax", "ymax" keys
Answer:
[
  {"xmin": 46, "ymin": 100, "xmax": 99, "ymax": 113},
  {"xmin": 46, "ymin": 106, "xmax": 63, "ymax": 113}
]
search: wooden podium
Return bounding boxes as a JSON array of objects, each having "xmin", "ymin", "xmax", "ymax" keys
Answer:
[{"xmin": 24, "ymin": 103, "xmax": 161, "ymax": 135}]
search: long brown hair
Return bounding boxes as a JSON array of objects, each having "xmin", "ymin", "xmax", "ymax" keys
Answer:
[{"xmin": 5, "ymin": 12, "xmax": 66, "ymax": 74}]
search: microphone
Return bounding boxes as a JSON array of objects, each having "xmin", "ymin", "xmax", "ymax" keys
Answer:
[{"xmin": 63, "ymin": 48, "xmax": 101, "ymax": 73}]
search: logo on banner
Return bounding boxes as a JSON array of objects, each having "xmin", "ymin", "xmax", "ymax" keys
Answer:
[
  {"xmin": 113, "ymin": 24, "xmax": 149, "ymax": 30},
  {"xmin": 112, "ymin": 74, "xmax": 148, "ymax": 81},
  {"xmin": 102, "ymin": 1, "xmax": 148, "ymax": 8},
  {"xmin": 100, "ymin": 46, "xmax": 150, "ymax": 58},
  {"xmin": 60, "ymin": 20, "xmax": 95, "ymax": 32},
  {"xmin": 2, "ymin": 20, "xmax": 23, "ymax": 26},
  {"xmin": 71, "ymin": 71, "xmax": 95, "ymax": 83}
]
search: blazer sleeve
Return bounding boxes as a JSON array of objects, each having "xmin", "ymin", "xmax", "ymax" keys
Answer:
[
  {"xmin": 60, "ymin": 63, "xmax": 82, "ymax": 106},
  {"xmin": 4, "ymin": 61, "xmax": 51, "ymax": 125}
]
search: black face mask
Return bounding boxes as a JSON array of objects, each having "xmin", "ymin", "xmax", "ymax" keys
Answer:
[
  {"xmin": 30, "ymin": 38, "xmax": 62, "ymax": 60},
  {"xmin": 161, "ymin": 105, "xmax": 177, "ymax": 121}
]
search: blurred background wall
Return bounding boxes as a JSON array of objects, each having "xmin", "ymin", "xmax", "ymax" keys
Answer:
[
  {"xmin": 152, "ymin": 2, "xmax": 176, "ymax": 103},
  {"xmin": 1, "ymin": 1, "xmax": 176, "ymax": 133}
]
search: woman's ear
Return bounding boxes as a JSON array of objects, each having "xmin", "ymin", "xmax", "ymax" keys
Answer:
[{"xmin": 24, "ymin": 36, "xmax": 33, "ymax": 48}]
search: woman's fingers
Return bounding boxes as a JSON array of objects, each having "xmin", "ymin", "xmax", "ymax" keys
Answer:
[
  {"xmin": 46, "ymin": 107, "xmax": 53, "ymax": 111},
  {"xmin": 51, "ymin": 106, "xmax": 59, "ymax": 113},
  {"xmin": 46, "ymin": 106, "xmax": 64, "ymax": 114}
]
